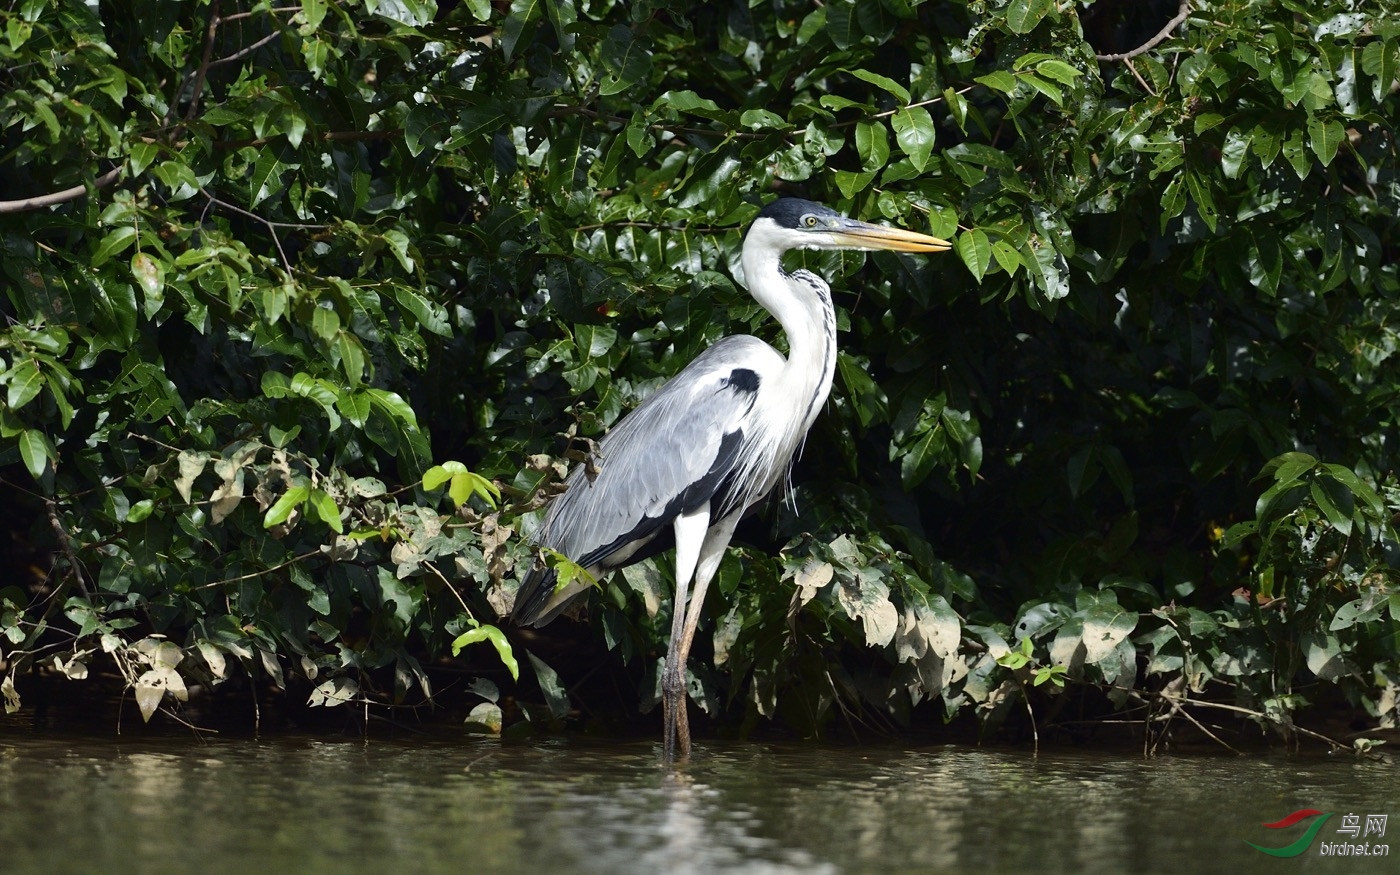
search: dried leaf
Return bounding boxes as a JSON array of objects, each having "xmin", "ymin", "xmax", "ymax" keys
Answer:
[
  {"xmin": 134, "ymin": 676, "xmax": 164, "ymax": 722},
  {"xmin": 197, "ymin": 641, "xmax": 226, "ymax": 680},
  {"xmin": 621, "ymin": 562, "xmax": 663, "ymax": 618},
  {"xmin": 175, "ymin": 450, "xmax": 209, "ymax": 504},
  {"xmin": 209, "ymin": 471, "xmax": 244, "ymax": 524},
  {"xmin": 2, "ymin": 674, "xmax": 19, "ymax": 714},
  {"xmin": 794, "ymin": 559, "xmax": 834, "ymax": 605},
  {"xmin": 308, "ymin": 677, "xmax": 360, "ymax": 707},
  {"xmin": 464, "ymin": 701, "xmax": 503, "ymax": 733}
]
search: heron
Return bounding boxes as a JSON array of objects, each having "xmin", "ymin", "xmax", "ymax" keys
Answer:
[{"xmin": 511, "ymin": 197, "xmax": 950, "ymax": 757}]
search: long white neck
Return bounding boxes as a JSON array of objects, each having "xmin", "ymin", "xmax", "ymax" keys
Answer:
[{"xmin": 741, "ymin": 228, "xmax": 838, "ymax": 435}]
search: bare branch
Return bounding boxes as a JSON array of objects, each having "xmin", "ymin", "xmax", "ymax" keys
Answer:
[
  {"xmin": 214, "ymin": 129, "xmax": 400, "ymax": 150},
  {"xmin": 0, "ymin": 166, "xmax": 124, "ymax": 214},
  {"xmin": 46, "ymin": 502, "xmax": 92, "ymax": 599},
  {"xmin": 217, "ymin": 5, "xmax": 301, "ymax": 25},
  {"xmin": 196, "ymin": 549, "xmax": 323, "ymax": 590},
  {"xmin": 208, "ymin": 29, "xmax": 283, "ymax": 69},
  {"xmin": 864, "ymin": 84, "xmax": 979, "ymax": 122},
  {"xmin": 1095, "ymin": 1, "xmax": 1191, "ymax": 62},
  {"xmin": 1124, "ymin": 58, "xmax": 1157, "ymax": 97},
  {"xmin": 1159, "ymin": 694, "xmax": 1351, "ymax": 750},
  {"xmin": 185, "ymin": 0, "xmax": 223, "ymax": 122},
  {"xmin": 201, "ymin": 189, "xmax": 296, "ymax": 273}
]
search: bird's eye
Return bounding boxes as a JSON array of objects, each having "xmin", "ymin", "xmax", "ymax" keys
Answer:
[{"xmin": 803, "ymin": 215, "xmax": 818, "ymax": 227}]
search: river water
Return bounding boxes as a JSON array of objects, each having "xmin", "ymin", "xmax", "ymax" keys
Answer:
[{"xmin": 0, "ymin": 734, "xmax": 1393, "ymax": 874}]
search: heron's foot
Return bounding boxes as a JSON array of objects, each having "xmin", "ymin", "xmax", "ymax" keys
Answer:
[
  {"xmin": 660, "ymin": 692, "xmax": 691, "ymax": 761},
  {"xmin": 661, "ymin": 664, "xmax": 687, "ymax": 761},
  {"xmin": 675, "ymin": 699, "xmax": 691, "ymax": 758},
  {"xmin": 662, "ymin": 694, "xmax": 676, "ymax": 760}
]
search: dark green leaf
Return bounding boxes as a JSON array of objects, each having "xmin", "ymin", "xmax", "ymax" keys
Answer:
[
  {"xmin": 1307, "ymin": 116, "xmax": 1345, "ymax": 167},
  {"xmin": 18, "ymin": 429, "xmax": 53, "ymax": 479},
  {"xmin": 5, "ymin": 360, "xmax": 44, "ymax": 410},
  {"xmin": 847, "ymin": 68, "xmax": 910, "ymax": 103},
  {"xmin": 92, "ymin": 226, "xmax": 137, "ymax": 266}
]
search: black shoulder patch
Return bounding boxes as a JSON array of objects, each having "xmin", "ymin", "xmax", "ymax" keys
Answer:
[
  {"xmin": 577, "ymin": 428, "xmax": 746, "ymax": 570},
  {"xmin": 722, "ymin": 368, "xmax": 761, "ymax": 393}
]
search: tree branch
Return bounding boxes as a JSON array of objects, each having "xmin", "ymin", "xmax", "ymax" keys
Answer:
[
  {"xmin": 208, "ymin": 28, "xmax": 283, "ymax": 69},
  {"xmin": 0, "ymin": 166, "xmax": 124, "ymax": 214},
  {"xmin": 201, "ymin": 189, "xmax": 294, "ymax": 273},
  {"xmin": 213, "ymin": 129, "xmax": 400, "ymax": 150},
  {"xmin": 184, "ymin": 0, "xmax": 223, "ymax": 122},
  {"xmin": 217, "ymin": 5, "xmax": 301, "ymax": 25},
  {"xmin": 46, "ymin": 502, "xmax": 92, "ymax": 599},
  {"xmin": 1095, "ymin": 1, "xmax": 1191, "ymax": 62}
]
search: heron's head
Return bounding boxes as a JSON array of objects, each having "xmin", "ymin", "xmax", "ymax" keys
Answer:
[{"xmin": 746, "ymin": 197, "xmax": 952, "ymax": 254}]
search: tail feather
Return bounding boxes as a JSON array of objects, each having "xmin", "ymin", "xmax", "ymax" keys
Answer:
[{"xmin": 510, "ymin": 559, "xmax": 560, "ymax": 627}]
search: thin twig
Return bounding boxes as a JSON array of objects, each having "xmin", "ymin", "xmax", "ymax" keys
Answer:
[
  {"xmin": 863, "ymin": 85, "xmax": 978, "ymax": 123},
  {"xmin": 1124, "ymin": 58, "xmax": 1156, "ymax": 96},
  {"xmin": 203, "ymin": 194, "xmax": 327, "ymax": 230},
  {"xmin": 423, "ymin": 560, "xmax": 475, "ymax": 618},
  {"xmin": 196, "ymin": 549, "xmax": 323, "ymax": 589},
  {"xmin": 1021, "ymin": 680, "xmax": 1040, "ymax": 755},
  {"xmin": 46, "ymin": 502, "xmax": 92, "ymax": 598},
  {"xmin": 1095, "ymin": 1, "xmax": 1191, "ymax": 62},
  {"xmin": 125, "ymin": 431, "xmax": 184, "ymax": 454},
  {"xmin": 200, "ymin": 190, "xmax": 296, "ymax": 272},
  {"xmin": 208, "ymin": 29, "xmax": 282, "ymax": 69},
  {"xmin": 0, "ymin": 166, "xmax": 124, "ymax": 214},
  {"xmin": 1165, "ymin": 697, "xmax": 1242, "ymax": 754},
  {"xmin": 213, "ymin": 129, "xmax": 400, "ymax": 150},
  {"xmin": 1161, "ymin": 694, "xmax": 1350, "ymax": 750},
  {"xmin": 185, "ymin": 0, "xmax": 223, "ymax": 122},
  {"xmin": 548, "ymin": 104, "xmax": 772, "ymax": 142},
  {"xmin": 217, "ymin": 5, "xmax": 301, "ymax": 25},
  {"xmin": 157, "ymin": 704, "xmax": 221, "ymax": 735}
]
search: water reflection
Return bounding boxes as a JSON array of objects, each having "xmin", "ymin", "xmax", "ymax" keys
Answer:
[{"xmin": 0, "ymin": 735, "xmax": 1392, "ymax": 875}]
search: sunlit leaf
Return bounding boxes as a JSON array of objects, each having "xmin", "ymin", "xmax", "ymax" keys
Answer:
[
  {"xmin": 308, "ymin": 488, "xmax": 344, "ymax": 533},
  {"xmin": 890, "ymin": 105, "xmax": 935, "ymax": 172},
  {"xmin": 92, "ymin": 226, "xmax": 137, "ymax": 266},
  {"xmin": 955, "ymin": 229, "xmax": 992, "ymax": 282},
  {"xmin": 1006, "ymin": 0, "xmax": 1053, "ymax": 34},
  {"xmin": 5, "ymin": 359, "xmax": 43, "ymax": 410},
  {"xmin": 453, "ymin": 624, "xmax": 520, "ymax": 681},
  {"xmin": 847, "ymin": 68, "xmax": 911, "ymax": 103},
  {"xmin": 263, "ymin": 486, "xmax": 309, "ymax": 528}
]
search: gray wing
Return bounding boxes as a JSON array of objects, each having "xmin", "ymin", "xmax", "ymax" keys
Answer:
[{"xmin": 512, "ymin": 335, "xmax": 782, "ymax": 625}]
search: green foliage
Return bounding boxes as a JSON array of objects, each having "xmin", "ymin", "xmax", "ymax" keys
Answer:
[{"xmin": 0, "ymin": 0, "xmax": 1396, "ymax": 743}]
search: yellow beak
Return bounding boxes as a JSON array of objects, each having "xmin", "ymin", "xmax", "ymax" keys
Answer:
[{"xmin": 826, "ymin": 218, "xmax": 952, "ymax": 253}]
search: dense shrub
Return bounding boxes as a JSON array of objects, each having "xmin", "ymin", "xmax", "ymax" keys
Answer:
[{"xmin": 0, "ymin": 0, "xmax": 1396, "ymax": 745}]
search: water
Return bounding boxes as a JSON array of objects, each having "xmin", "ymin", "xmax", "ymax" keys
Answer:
[{"xmin": 0, "ymin": 734, "xmax": 1393, "ymax": 874}]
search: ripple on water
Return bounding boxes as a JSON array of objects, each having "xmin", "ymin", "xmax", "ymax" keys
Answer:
[{"xmin": 0, "ymin": 736, "xmax": 1393, "ymax": 875}]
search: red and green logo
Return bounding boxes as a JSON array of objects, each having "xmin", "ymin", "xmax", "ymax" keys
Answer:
[{"xmin": 1246, "ymin": 809, "xmax": 1334, "ymax": 857}]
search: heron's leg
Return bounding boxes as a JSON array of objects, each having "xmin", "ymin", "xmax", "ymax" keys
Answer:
[
  {"xmin": 669, "ymin": 511, "xmax": 743, "ymax": 758},
  {"xmin": 663, "ymin": 504, "xmax": 711, "ymax": 760}
]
